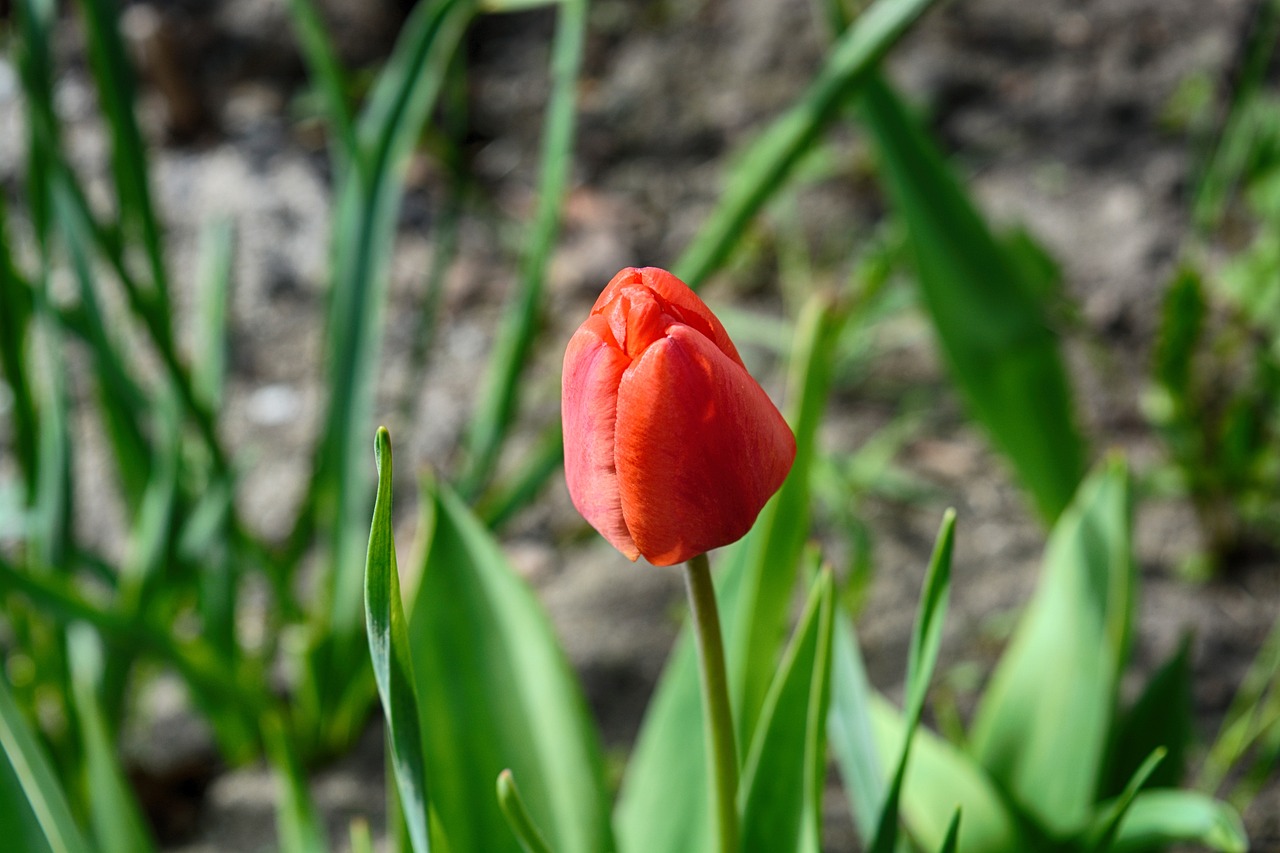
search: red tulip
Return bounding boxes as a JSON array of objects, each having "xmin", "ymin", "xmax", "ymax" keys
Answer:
[{"xmin": 562, "ymin": 267, "xmax": 797, "ymax": 566}]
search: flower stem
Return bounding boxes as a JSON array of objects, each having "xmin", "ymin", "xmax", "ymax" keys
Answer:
[{"xmin": 683, "ymin": 552, "xmax": 739, "ymax": 853}]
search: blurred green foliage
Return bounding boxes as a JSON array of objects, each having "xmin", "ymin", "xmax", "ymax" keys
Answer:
[{"xmin": 0, "ymin": 0, "xmax": 1273, "ymax": 850}]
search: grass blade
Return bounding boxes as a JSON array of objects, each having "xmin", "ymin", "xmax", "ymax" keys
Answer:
[
  {"xmin": 286, "ymin": 0, "xmax": 362, "ymax": 176},
  {"xmin": 192, "ymin": 218, "xmax": 235, "ymax": 411},
  {"xmin": 312, "ymin": 0, "xmax": 475, "ymax": 659},
  {"xmin": 1203, "ymin": 603, "xmax": 1280, "ymax": 798},
  {"xmin": 458, "ymin": 0, "xmax": 587, "ymax": 498},
  {"xmin": 364, "ymin": 427, "xmax": 434, "ymax": 853},
  {"xmin": 860, "ymin": 75, "xmax": 1085, "ymax": 522},
  {"xmin": 264, "ymin": 713, "xmax": 330, "ymax": 853},
  {"xmin": 868, "ymin": 509, "xmax": 954, "ymax": 853},
  {"xmin": 738, "ymin": 569, "xmax": 836, "ymax": 853},
  {"xmin": 350, "ymin": 819, "xmax": 374, "ymax": 853},
  {"xmin": 1191, "ymin": 0, "xmax": 1280, "ymax": 232},
  {"xmin": 0, "ymin": 672, "xmax": 92, "ymax": 853},
  {"xmin": 0, "ymin": 199, "xmax": 39, "ymax": 496},
  {"xmin": 673, "ymin": 0, "xmax": 942, "ymax": 288},
  {"xmin": 29, "ymin": 292, "xmax": 72, "ymax": 569},
  {"xmin": 72, "ymin": 0, "xmax": 172, "ymax": 322},
  {"xmin": 67, "ymin": 626, "xmax": 157, "ymax": 853},
  {"xmin": 53, "ymin": 177, "xmax": 153, "ymax": 510}
]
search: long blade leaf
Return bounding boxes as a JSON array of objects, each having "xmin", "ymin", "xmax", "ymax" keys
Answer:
[
  {"xmin": 969, "ymin": 459, "xmax": 1132, "ymax": 835},
  {"xmin": 869, "ymin": 510, "xmax": 955, "ymax": 853},
  {"xmin": 738, "ymin": 568, "xmax": 836, "ymax": 853},
  {"xmin": 859, "ymin": 74, "xmax": 1085, "ymax": 521},
  {"xmin": 0, "ymin": 674, "xmax": 92, "ymax": 853},
  {"xmin": 406, "ymin": 478, "xmax": 613, "ymax": 853},
  {"xmin": 1108, "ymin": 790, "xmax": 1247, "ymax": 853},
  {"xmin": 364, "ymin": 427, "xmax": 433, "ymax": 853},
  {"xmin": 673, "ymin": 0, "xmax": 942, "ymax": 288},
  {"xmin": 459, "ymin": 0, "xmax": 587, "ymax": 498}
]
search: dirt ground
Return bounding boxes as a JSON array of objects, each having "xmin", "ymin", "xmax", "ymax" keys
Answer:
[{"xmin": 2, "ymin": 0, "xmax": 1278, "ymax": 849}]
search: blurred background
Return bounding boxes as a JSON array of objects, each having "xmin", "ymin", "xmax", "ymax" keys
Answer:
[{"xmin": 1, "ymin": 0, "xmax": 1279, "ymax": 849}]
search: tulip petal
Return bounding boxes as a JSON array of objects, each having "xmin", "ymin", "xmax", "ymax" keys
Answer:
[
  {"xmin": 562, "ymin": 317, "xmax": 639, "ymax": 560},
  {"xmin": 595, "ymin": 268, "xmax": 744, "ymax": 368},
  {"xmin": 614, "ymin": 324, "xmax": 796, "ymax": 565}
]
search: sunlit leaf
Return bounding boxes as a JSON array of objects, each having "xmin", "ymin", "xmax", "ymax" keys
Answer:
[
  {"xmin": 364, "ymin": 428, "xmax": 434, "ymax": 853},
  {"xmin": 0, "ymin": 673, "xmax": 92, "ymax": 853},
  {"xmin": 1108, "ymin": 790, "xmax": 1247, "ymax": 853},
  {"xmin": 406, "ymin": 478, "xmax": 613, "ymax": 853},
  {"xmin": 739, "ymin": 569, "xmax": 836, "ymax": 853},
  {"xmin": 860, "ymin": 75, "xmax": 1086, "ymax": 522},
  {"xmin": 969, "ymin": 459, "xmax": 1132, "ymax": 835}
]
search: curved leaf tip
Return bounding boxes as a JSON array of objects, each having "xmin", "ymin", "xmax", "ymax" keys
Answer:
[{"xmin": 375, "ymin": 426, "xmax": 392, "ymax": 473}]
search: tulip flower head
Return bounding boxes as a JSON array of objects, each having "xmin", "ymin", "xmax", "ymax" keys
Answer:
[{"xmin": 562, "ymin": 267, "xmax": 796, "ymax": 566}]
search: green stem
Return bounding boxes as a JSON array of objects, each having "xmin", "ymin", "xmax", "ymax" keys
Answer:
[{"xmin": 683, "ymin": 552, "xmax": 739, "ymax": 853}]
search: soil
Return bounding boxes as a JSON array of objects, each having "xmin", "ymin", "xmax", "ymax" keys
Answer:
[{"xmin": 1, "ymin": 0, "xmax": 1278, "ymax": 850}]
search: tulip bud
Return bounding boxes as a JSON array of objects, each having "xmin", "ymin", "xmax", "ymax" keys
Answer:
[{"xmin": 562, "ymin": 267, "xmax": 796, "ymax": 566}]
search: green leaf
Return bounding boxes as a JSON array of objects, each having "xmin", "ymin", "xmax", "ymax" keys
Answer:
[
  {"xmin": 828, "ymin": 607, "xmax": 887, "ymax": 843},
  {"xmin": 285, "ymin": 0, "xmax": 361, "ymax": 176},
  {"xmin": 869, "ymin": 696, "xmax": 1019, "ymax": 852},
  {"xmin": 1204, "ymin": 603, "xmax": 1280, "ymax": 793},
  {"xmin": 350, "ymin": 819, "xmax": 374, "ymax": 853},
  {"xmin": 52, "ymin": 175, "xmax": 153, "ymax": 511},
  {"xmin": 937, "ymin": 809, "xmax": 962, "ymax": 853},
  {"xmin": 0, "ymin": 199, "xmax": 39, "ymax": 497},
  {"xmin": 969, "ymin": 459, "xmax": 1133, "ymax": 835},
  {"xmin": 29, "ymin": 290, "xmax": 72, "ymax": 570},
  {"xmin": 0, "ymin": 554, "xmax": 263, "ymax": 761},
  {"xmin": 1190, "ymin": 0, "xmax": 1280, "ymax": 231},
  {"xmin": 739, "ymin": 569, "xmax": 836, "ymax": 853},
  {"xmin": 673, "ymin": 0, "xmax": 944, "ymax": 288},
  {"xmin": 496, "ymin": 770, "xmax": 556, "ymax": 853},
  {"xmin": 614, "ymin": 298, "xmax": 844, "ymax": 853},
  {"xmin": 304, "ymin": 0, "xmax": 476, "ymax": 749},
  {"xmin": 1085, "ymin": 748, "xmax": 1165, "ymax": 853},
  {"xmin": 1107, "ymin": 790, "xmax": 1246, "ymax": 853},
  {"xmin": 0, "ymin": 737, "xmax": 55, "ymax": 853},
  {"xmin": 66, "ymin": 627, "xmax": 157, "ymax": 853},
  {"xmin": 1099, "ymin": 638, "xmax": 1192, "ymax": 799},
  {"xmin": 72, "ymin": 0, "xmax": 171, "ymax": 319},
  {"xmin": 614, "ymin": 570, "xmax": 737, "ymax": 853},
  {"xmin": 316, "ymin": 0, "xmax": 473, "ymax": 605},
  {"xmin": 1000, "ymin": 225, "xmax": 1063, "ymax": 304},
  {"xmin": 0, "ymin": 671, "xmax": 92, "ymax": 853},
  {"xmin": 192, "ymin": 218, "xmax": 235, "ymax": 411},
  {"xmin": 860, "ymin": 74, "xmax": 1085, "ymax": 522},
  {"xmin": 729, "ymin": 294, "xmax": 844, "ymax": 752},
  {"xmin": 264, "ymin": 713, "xmax": 329, "ymax": 853},
  {"xmin": 617, "ymin": 397, "xmax": 834, "ymax": 853},
  {"xmin": 1153, "ymin": 267, "xmax": 1206, "ymax": 399},
  {"xmin": 364, "ymin": 428, "xmax": 434, "ymax": 853},
  {"xmin": 406, "ymin": 478, "xmax": 613, "ymax": 853},
  {"xmin": 869, "ymin": 510, "xmax": 955, "ymax": 853},
  {"xmin": 459, "ymin": 0, "xmax": 587, "ymax": 498}
]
